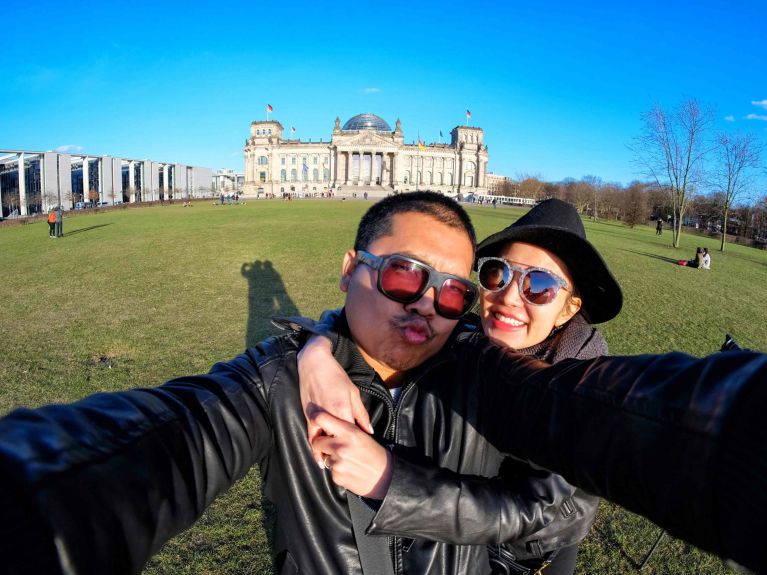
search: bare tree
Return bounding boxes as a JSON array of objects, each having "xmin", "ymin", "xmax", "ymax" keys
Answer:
[
  {"xmin": 582, "ymin": 175, "xmax": 602, "ymax": 219},
  {"xmin": 711, "ymin": 132, "xmax": 762, "ymax": 251},
  {"xmin": 622, "ymin": 182, "xmax": 649, "ymax": 228},
  {"xmin": 497, "ymin": 180, "xmax": 517, "ymax": 197},
  {"xmin": 516, "ymin": 174, "xmax": 546, "ymax": 200},
  {"xmin": 562, "ymin": 178, "xmax": 592, "ymax": 214},
  {"xmin": 88, "ymin": 187, "xmax": 99, "ymax": 206},
  {"xmin": 631, "ymin": 99, "xmax": 714, "ymax": 248}
]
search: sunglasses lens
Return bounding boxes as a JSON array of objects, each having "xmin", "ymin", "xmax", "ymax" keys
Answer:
[
  {"xmin": 380, "ymin": 258, "xmax": 428, "ymax": 301},
  {"xmin": 522, "ymin": 270, "xmax": 561, "ymax": 304},
  {"xmin": 478, "ymin": 260, "xmax": 511, "ymax": 290},
  {"xmin": 437, "ymin": 279, "xmax": 476, "ymax": 318}
]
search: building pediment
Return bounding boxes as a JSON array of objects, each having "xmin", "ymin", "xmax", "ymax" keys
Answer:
[{"xmin": 334, "ymin": 131, "xmax": 398, "ymax": 150}]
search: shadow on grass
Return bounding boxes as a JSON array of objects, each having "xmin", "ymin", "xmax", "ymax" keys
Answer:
[
  {"xmin": 63, "ymin": 223, "xmax": 113, "ymax": 236},
  {"xmin": 241, "ymin": 260, "xmax": 300, "ymax": 348},
  {"xmin": 622, "ymin": 249, "xmax": 683, "ymax": 265},
  {"xmin": 240, "ymin": 259, "xmax": 300, "ymax": 556}
]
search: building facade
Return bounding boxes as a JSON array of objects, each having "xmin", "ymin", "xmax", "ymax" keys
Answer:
[
  {"xmin": 0, "ymin": 150, "xmax": 212, "ymax": 217},
  {"xmin": 243, "ymin": 114, "xmax": 489, "ymax": 197},
  {"xmin": 212, "ymin": 169, "xmax": 245, "ymax": 193}
]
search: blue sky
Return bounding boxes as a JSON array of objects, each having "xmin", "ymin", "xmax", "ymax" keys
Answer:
[{"xmin": 2, "ymin": 0, "xmax": 765, "ymax": 187}]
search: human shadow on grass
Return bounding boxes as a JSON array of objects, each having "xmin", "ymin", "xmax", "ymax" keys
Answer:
[
  {"xmin": 64, "ymin": 223, "xmax": 113, "ymax": 236},
  {"xmin": 622, "ymin": 249, "xmax": 681, "ymax": 265},
  {"xmin": 241, "ymin": 259, "xmax": 301, "ymax": 558},
  {"xmin": 241, "ymin": 260, "xmax": 300, "ymax": 349}
]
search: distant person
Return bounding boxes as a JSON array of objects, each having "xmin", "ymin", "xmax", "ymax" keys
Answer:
[
  {"xmin": 656, "ymin": 218, "xmax": 663, "ymax": 235},
  {"xmin": 47, "ymin": 209, "xmax": 56, "ymax": 238},
  {"xmin": 701, "ymin": 247, "xmax": 711, "ymax": 270},
  {"xmin": 220, "ymin": 193, "xmax": 224, "ymax": 205},
  {"xmin": 679, "ymin": 247, "xmax": 703, "ymax": 268},
  {"xmin": 492, "ymin": 198, "xmax": 497, "ymax": 209},
  {"xmin": 55, "ymin": 206, "xmax": 63, "ymax": 237}
]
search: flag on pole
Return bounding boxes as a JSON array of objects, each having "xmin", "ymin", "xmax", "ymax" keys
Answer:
[
  {"xmin": 466, "ymin": 109, "xmax": 471, "ymax": 118},
  {"xmin": 267, "ymin": 104, "xmax": 273, "ymax": 113},
  {"xmin": 291, "ymin": 127, "xmax": 296, "ymax": 133},
  {"xmin": 439, "ymin": 130, "xmax": 443, "ymax": 138},
  {"xmin": 302, "ymin": 161, "xmax": 309, "ymax": 173},
  {"xmin": 418, "ymin": 137, "xmax": 427, "ymax": 152}
]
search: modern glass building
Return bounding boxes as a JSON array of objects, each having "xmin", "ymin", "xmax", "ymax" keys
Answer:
[{"xmin": 0, "ymin": 150, "xmax": 213, "ymax": 217}]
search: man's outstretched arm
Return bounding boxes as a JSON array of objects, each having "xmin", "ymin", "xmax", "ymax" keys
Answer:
[{"xmin": 0, "ymin": 348, "xmax": 278, "ymax": 575}]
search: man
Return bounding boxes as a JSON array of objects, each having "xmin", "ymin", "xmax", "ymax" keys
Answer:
[
  {"xmin": 55, "ymin": 205, "xmax": 63, "ymax": 237},
  {"xmin": 0, "ymin": 192, "xmax": 765, "ymax": 574}
]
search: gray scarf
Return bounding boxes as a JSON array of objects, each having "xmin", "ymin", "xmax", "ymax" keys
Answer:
[{"xmin": 514, "ymin": 313, "xmax": 608, "ymax": 364}]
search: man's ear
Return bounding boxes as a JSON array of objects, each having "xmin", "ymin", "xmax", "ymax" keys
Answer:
[
  {"xmin": 340, "ymin": 250, "xmax": 357, "ymax": 293},
  {"xmin": 555, "ymin": 295, "xmax": 582, "ymax": 327}
]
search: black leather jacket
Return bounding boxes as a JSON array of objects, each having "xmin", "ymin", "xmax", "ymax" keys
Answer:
[{"xmin": 1, "ymin": 319, "xmax": 766, "ymax": 574}]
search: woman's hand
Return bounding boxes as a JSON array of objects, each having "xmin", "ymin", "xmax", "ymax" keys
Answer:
[
  {"xmin": 312, "ymin": 411, "xmax": 393, "ymax": 499},
  {"xmin": 298, "ymin": 335, "xmax": 373, "ymax": 466}
]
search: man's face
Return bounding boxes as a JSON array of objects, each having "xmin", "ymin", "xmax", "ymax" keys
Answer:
[{"xmin": 341, "ymin": 212, "xmax": 474, "ymax": 382}]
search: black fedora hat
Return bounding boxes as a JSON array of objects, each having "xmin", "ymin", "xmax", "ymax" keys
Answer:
[{"xmin": 475, "ymin": 198, "xmax": 622, "ymax": 324}]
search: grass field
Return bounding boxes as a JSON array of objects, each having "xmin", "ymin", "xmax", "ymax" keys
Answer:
[{"xmin": 2, "ymin": 200, "xmax": 765, "ymax": 574}]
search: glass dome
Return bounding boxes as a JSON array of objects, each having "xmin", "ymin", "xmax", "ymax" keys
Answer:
[{"xmin": 342, "ymin": 113, "xmax": 392, "ymax": 132}]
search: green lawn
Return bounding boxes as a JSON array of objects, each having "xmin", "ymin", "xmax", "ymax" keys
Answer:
[{"xmin": 1, "ymin": 200, "xmax": 765, "ymax": 574}]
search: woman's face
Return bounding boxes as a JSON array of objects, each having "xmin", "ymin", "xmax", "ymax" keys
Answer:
[{"xmin": 480, "ymin": 242, "xmax": 581, "ymax": 350}]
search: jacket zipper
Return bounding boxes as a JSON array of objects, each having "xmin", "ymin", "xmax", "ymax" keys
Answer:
[{"xmin": 358, "ymin": 358, "xmax": 450, "ymax": 574}]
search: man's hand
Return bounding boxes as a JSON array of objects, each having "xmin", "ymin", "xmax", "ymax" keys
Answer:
[
  {"xmin": 311, "ymin": 411, "xmax": 393, "ymax": 500},
  {"xmin": 298, "ymin": 335, "xmax": 373, "ymax": 466}
]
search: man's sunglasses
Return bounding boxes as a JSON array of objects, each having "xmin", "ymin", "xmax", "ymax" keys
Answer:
[
  {"xmin": 356, "ymin": 250, "xmax": 479, "ymax": 319},
  {"xmin": 477, "ymin": 257, "xmax": 571, "ymax": 306}
]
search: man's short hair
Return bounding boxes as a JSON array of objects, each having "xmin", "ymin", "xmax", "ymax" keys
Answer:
[{"xmin": 354, "ymin": 191, "xmax": 476, "ymax": 251}]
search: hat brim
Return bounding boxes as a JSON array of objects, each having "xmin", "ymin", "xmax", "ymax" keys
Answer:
[{"xmin": 476, "ymin": 225, "xmax": 623, "ymax": 324}]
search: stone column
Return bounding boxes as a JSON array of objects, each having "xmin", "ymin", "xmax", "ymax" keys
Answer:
[{"xmin": 329, "ymin": 149, "xmax": 335, "ymax": 188}]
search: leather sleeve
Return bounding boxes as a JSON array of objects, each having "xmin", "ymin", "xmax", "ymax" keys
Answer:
[
  {"xmin": 0, "ymin": 346, "xmax": 279, "ymax": 575},
  {"xmin": 459, "ymin": 341, "xmax": 767, "ymax": 574},
  {"xmin": 369, "ymin": 453, "xmax": 576, "ymax": 545}
]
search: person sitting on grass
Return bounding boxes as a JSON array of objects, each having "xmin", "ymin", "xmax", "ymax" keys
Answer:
[{"xmin": 701, "ymin": 247, "xmax": 711, "ymax": 270}]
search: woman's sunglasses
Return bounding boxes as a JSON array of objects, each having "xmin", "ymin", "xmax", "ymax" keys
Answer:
[
  {"xmin": 476, "ymin": 257, "xmax": 570, "ymax": 306},
  {"xmin": 356, "ymin": 250, "xmax": 479, "ymax": 319}
]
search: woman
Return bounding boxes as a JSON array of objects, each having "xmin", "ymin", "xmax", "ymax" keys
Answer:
[
  {"xmin": 47, "ymin": 208, "xmax": 57, "ymax": 237},
  {"xmin": 299, "ymin": 198, "xmax": 623, "ymax": 574}
]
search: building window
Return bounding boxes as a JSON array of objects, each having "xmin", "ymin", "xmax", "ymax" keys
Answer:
[
  {"xmin": 302, "ymin": 169, "xmax": 308, "ymax": 182},
  {"xmin": 312, "ymin": 168, "xmax": 319, "ymax": 181},
  {"xmin": 290, "ymin": 169, "xmax": 297, "ymax": 181},
  {"xmin": 256, "ymin": 129, "xmax": 260, "ymax": 136},
  {"xmin": 281, "ymin": 157, "xmax": 285, "ymax": 165},
  {"xmin": 323, "ymin": 168, "xmax": 329, "ymax": 181},
  {"xmin": 447, "ymin": 173, "xmax": 453, "ymax": 185},
  {"xmin": 436, "ymin": 172, "xmax": 442, "ymax": 185},
  {"xmin": 292, "ymin": 157, "xmax": 296, "ymax": 165},
  {"xmin": 280, "ymin": 169, "xmax": 286, "ymax": 181},
  {"xmin": 258, "ymin": 156, "xmax": 268, "ymax": 165},
  {"xmin": 260, "ymin": 172, "xmax": 266, "ymax": 183},
  {"xmin": 313, "ymin": 157, "xmax": 318, "ymax": 165},
  {"xmin": 426, "ymin": 171, "xmax": 432, "ymax": 185},
  {"xmin": 268, "ymin": 129, "xmax": 272, "ymax": 135}
]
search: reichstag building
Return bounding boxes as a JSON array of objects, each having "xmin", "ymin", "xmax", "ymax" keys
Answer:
[{"xmin": 243, "ymin": 114, "xmax": 489, "ymax": 197}]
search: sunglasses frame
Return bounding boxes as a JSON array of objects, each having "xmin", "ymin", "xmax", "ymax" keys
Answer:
[
  {"xmin": 356, "ymin": 250, "xmax": 479, "ymax": 319},
  {"xmin": 476, "ymin": 256, "xmax": 571, "ymax": 306}
]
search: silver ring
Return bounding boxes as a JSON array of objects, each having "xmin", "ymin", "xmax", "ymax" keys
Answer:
[{"xmin": 323, "ymin": 455, "xmax": 332, "ymax": 470}]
